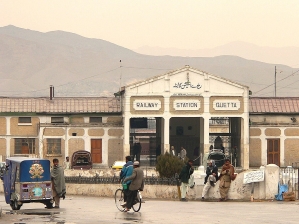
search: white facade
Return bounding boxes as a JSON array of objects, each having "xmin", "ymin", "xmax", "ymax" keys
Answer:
[{"xmin": 122, "ymin": 66, "xmax": 250, "ymax": 169}]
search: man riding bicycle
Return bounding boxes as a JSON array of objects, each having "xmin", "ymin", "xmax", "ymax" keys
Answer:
[{"xmin": 119, "ymin": 156, "xmax": 134, "ymax": 207}]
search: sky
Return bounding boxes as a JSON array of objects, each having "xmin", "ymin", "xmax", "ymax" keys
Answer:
[{"xmin": 1, "ymin": 0, "xmax": 299, "ymax": 51}]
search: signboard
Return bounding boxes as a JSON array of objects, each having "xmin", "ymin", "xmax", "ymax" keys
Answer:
[
  {"xmin": 173, "ymin": 100, "xmax": 201, "ymax": 110},
  {"xmin": 213, "ymin": 100, "xmax": 240, "ymax": 111},
  {"xmin": 243, "ymin": 170, "xmax": 264, "ymax": 184},
  {"xmin": 133, "ymin": 100, "xmax": 161, "ymax": 111}
]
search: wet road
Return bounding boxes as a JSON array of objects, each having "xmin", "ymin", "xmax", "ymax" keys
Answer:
[{"xmin": 0, "ymin": 194, "xmax": 299, "ymax": 224}]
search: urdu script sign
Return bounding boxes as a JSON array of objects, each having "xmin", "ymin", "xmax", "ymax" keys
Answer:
[{"xmin": 243, "ymin": 170, "xmax": 264, "ymax": 184}]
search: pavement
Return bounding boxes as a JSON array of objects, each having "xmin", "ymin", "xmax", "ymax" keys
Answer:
[{"xmin": 0, "ymin": 194, "xmax": 298, "ymax": 224}]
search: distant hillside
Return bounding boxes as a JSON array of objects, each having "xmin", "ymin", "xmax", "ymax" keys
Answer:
[
  {"xmin": 135, "ymin": 41, "xmax": 299, "ymax": 68},
  {"xmin": 0, "ymin": 25, "xmax": 298, "ymax": 97}
]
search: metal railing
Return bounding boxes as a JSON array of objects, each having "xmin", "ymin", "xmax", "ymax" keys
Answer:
[
  {"xmin": 279, "ymin": 166, "xmax": 299, "ymax": 199},
  {"xmin": 65, "ymin": 175, "xmax": 177, "ymax": 186}
]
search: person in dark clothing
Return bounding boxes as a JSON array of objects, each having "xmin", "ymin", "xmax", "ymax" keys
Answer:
[
  {"xmin": 119, "ymin": 156, "xmax": 134, "ymax": 206},
  {"xmin": 232, "ymin": 146, "xmax": 238, "ymax": 166},
  {"xmin": 179, "ymin": 159, "xmax": 194, "ymax": 201},
  {"xmin": 220, "ymin": 144, "xmax": 225, "ymax": 154},
  {"xmin": 123, "ymin": 161, "xmax": 144, "ymax": 212},
  {"xmin": 156, "ymin": 145, "xmax": 161, "ymax": 159},
  {"xmin": 204, "ymin": 160, "xmax": 218, "ymax": 184},
  {"xmin": 51, "ymin": 158, "xmax": 66, "ymax": 208},
  {"xmin": 132, "ymin": 142, "xmax": 141, "ymax": 162}
]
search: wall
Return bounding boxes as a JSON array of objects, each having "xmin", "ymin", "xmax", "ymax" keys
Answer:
[
  {"xmin": 249, "ymin": 122, "xmax": 299, "ymax": 167},
  {"xmin": 65, "ymin": 165, "xmax": 280, "ymax": 200},
  {"xmin": 0, "ymin": 165, "xmax": 279, "ymax": 200}
]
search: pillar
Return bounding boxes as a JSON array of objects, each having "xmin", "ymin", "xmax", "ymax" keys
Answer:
[
  {"xmin": 123, "ymin": 116, "xmax": 131, "ymax": 157},
  {"xmin": 163, "ymin": 117, "xmax": 170, "ymax": 154}
]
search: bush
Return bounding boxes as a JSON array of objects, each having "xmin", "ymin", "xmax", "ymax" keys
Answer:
[{"xmin": 155, "ymin": 152, "xmax": 185, "ymax": 178}]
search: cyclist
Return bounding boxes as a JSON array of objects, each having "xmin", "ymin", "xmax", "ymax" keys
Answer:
[
  {"xmin": 119, "ymin": 156, "xmax": 134, "ymax": 207},
  {"xmin": 123, "ymin": 161, "xmax": 144, "ymax": 212}
]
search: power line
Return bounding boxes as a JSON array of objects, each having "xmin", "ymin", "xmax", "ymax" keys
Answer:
[{"xmin": 254, "ymin": 68, "xmax": 299, "ymax": 95}]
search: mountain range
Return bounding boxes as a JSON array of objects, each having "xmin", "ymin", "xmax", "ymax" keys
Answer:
[{"xmin": 0, "ymin": 25, "xmax": 298, "ymax": 98}]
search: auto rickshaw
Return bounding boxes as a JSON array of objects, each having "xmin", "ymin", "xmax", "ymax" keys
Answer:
[
  {"xmin": 207, "ymin": 149, "xmax": 227, "ymax": 168},
  {"xmin": 1, "ymin": 157, "xmax": 53, "ymax": 210}
]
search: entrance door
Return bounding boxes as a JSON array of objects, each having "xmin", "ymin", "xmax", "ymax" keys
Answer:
[
  {"xmin": 267, "ymin": 139, "xmax": 280, "ymax": 166},
  {"xmin": 91, "ymin": 139, "xmax": 102, "ymax": 163}
]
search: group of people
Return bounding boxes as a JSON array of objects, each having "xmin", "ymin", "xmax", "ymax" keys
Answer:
[
  {"xmin": 170, "ymin": 146, "xmax": 188, "ymax": 160},
  {"xmin": 178, "ymin": 158, "xmax": 236, "ymax": 202},
  {"xmin": 49, "ymin": 146, "xmax": 236, "ymax": 210}
]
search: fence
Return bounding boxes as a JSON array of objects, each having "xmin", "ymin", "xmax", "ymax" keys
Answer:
[
  {"xmin": 65, "ymin": 175, "xmax": 177, "ymax": 186},
  {"xmin": 279, "ymin": 166, "xmax": 299, "ymax": 199}
]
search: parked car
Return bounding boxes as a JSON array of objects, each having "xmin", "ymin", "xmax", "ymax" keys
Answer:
[
  {"xmin": 2, "ymin": 157, "xmax": 53, "ymax": 210},
  {"xmin": 71, "ymin": 150, "xmax": 92, "ymax": 169},
  {"xmin": 208, "ymin": 149, "xmax": 227, "ymax": 168}
]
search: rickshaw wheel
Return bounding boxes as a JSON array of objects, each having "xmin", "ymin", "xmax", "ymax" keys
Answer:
[
  {"xmin": 45, "ymin": 200, "xmax": 54, "ymax": 208},
  {"xmin": 10, "ymin": 199, "xmax": 21, "ymax": 210}
]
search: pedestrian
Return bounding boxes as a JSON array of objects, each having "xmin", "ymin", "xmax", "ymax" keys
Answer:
[
  {"xmin": 232, "ymin": 145, "xmax": 238, "ymax": 166},
  {"xmin": 119, "ymin": 155, "xmax": 134, "ymax": 207},
  {"xmin": 219, "ymin": 159, "xmax": 236, "ymax": 201},
  {"xmin": 179, "ymin": 159, "xmax": 194, "ymax": 201},
  {"xmin": 132, "ymin": 141, "xmax": 141, "ymax": 162},
  {"xmin": 180, "ymin": 146, "xmax": 187, "ymax": 160},
  {"xmin": 202, "ymin": 160, "xmax": 218, "ymax": 200},
  {"xmin": 50, "ymin": 158, "xmax": 66, "ymax": 208},
  {"xmin": 123, "ymin": 161, "xmax": 144, "ymax": 212},
  {"xmin": 63, "ymin": 156, "xmax": 70, "ymax": 170},
  {"xmin": 156, "ymin": 145, "xmax": 161, "ymax": 159},
  {"xmin": 202, "ymin": 172, "xmax": 217, "ymax": 200},
  {"xmin": 220, "ymin": 144, "xmax": 225, "ymax": 154},
  {"xmin": 193, "ymin": 146, "xmax": 199, "ymax": 157},
  {"xmin": 204, "ymin": 160, "xmax": 218, "ymax": 184},
  {"xmin": 170, "ymin": 146, "xmax": 176, "ymax": 156}
]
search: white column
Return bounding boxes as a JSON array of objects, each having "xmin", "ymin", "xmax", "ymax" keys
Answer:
[
  {"xmin": 65, "ymin": 126, "xmax": 69, "ymax": 159},
  {"xmin": 163, "ymin": 117, "xmax": 170, "ymax": 154},
  {"xmin": 39, "ymin": 127, "xmax": 44, "ymax": 158},
  {"xmin": 6, "ymin": 117, "xmax": 11, "ymax": 157},
  {"xmin": 203, "ymin": 117, "xmax": 210, "ymax": 154},
  {"xmin": 242, "ymin": 117, "xmax": 250, "ymax": 170},
  {"xmin": 260, "ymin": 127, "xmax": 267, "ymax": 165},
  {"xmin": 264, "ymin": 164, "xmax": 279, "ymax": 199},
  {"xmin": 280, "ymin": 127, "xmax": 286, "ymax": 167},
  {"xmin": 123, "ymin": 116, "xmax": 131, "ymax": 156}
]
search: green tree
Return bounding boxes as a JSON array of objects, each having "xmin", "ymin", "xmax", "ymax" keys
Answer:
[{"xmin": 156, "ymin": 152, "xmax": 186, "ymax": 178}]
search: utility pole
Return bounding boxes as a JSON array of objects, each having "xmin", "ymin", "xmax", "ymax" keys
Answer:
[{"xmin": 275, "ymin": 66, "xmax": 277, "ymax": 97}]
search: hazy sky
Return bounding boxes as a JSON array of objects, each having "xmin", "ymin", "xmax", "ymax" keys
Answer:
[{"xmin": 1, "ymin": 0, "xmax": 299, "ymax": 50}]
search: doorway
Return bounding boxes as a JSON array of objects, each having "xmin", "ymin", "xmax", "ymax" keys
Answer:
[
  {"xmin": 91, "ymin": 139, "xmax": 102, "ymax": 163},
  {"xmin": 267, "ymin": 139, "xmax": 280, "ymax": 166}
]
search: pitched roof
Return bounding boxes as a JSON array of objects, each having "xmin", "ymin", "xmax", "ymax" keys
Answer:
[
  {"xmin": 0, "ymin": 97, "xmax": 121, "ymax": 113},
  {"xmin": 250, "ymin": 97, "xmax": 299, "ymax": 113},
  {"xmin": 125, "ymin": 65, "xmax": 249, "ymax": 89}
]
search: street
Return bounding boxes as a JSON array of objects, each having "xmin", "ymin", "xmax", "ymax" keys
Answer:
[{"xmin": 0, "ymin": 194, "xmax": 298, "ymax": 224}]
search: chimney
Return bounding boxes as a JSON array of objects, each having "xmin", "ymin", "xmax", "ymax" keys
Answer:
[{"xmin": 50, "ymin": 85, "xmax": 54, "ymax": 100}]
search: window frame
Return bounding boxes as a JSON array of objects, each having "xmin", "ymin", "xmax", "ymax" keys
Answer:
[
  {"xmin": 89, "ymin": 117, "xmax": 102, "ymax": 123},
  {"xmin": 51, "ymin": 117, "xmax": 64, "ymax": 124},
  {"xmin": 18, "ymin": 117, "xmax": 32, "ymax": 124},
  {"xmin": 46, "ymin": 138, "xmax": 62, "ymax": 156},
  {"xmin": 14, "ymin": 138, "xmax": 36, "ymax": 155}
]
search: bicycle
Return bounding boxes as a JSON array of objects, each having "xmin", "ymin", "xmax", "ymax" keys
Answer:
[{"xmin": 114, "ymin": 186, "xmax": 142, "ymax": 212}]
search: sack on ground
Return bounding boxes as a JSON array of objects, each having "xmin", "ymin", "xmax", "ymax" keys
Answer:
[{"xmin": 283, "ymin": 192, "xmax": 296, "ymax": 201}]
